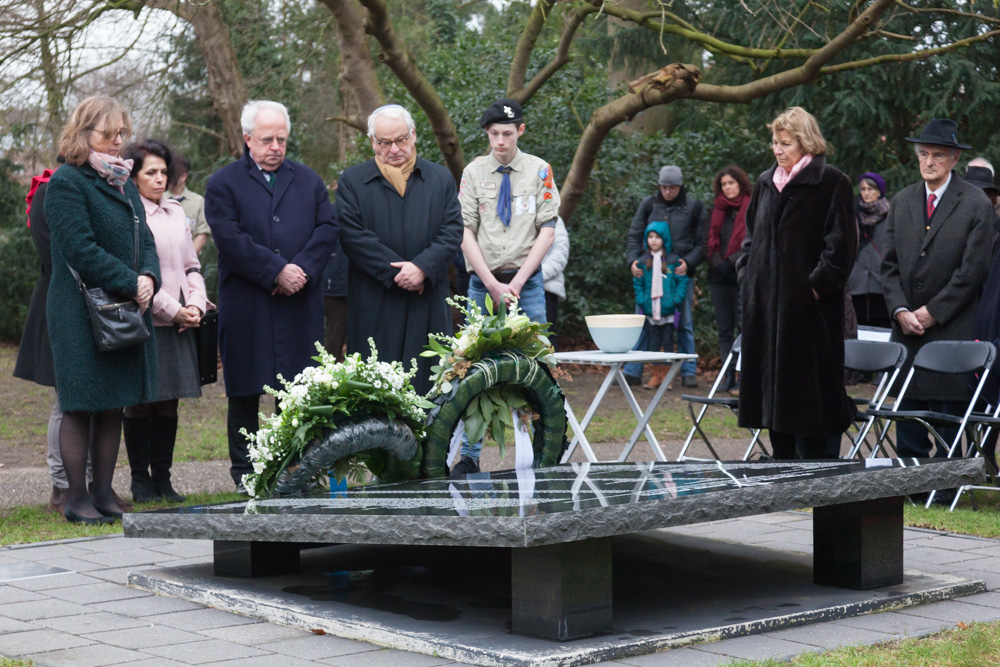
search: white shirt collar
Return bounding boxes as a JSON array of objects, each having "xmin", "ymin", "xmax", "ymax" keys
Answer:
[{"xmin": 924, "ymin": 171, "xmax": 953, "ymax": 200}]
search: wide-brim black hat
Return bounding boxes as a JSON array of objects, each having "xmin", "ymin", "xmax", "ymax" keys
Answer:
[
  {"xmin": 905, "ymin": 118, "xmax": 971, "ymax": 150},
  {"xmin": 964, "ymin": 166, "xmax": 1000, "ymax": 195}
]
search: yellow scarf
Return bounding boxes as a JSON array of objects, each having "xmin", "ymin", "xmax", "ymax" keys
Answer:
[{"xmin": 375, "ymin": 152, "xmax": 417, "ymax": 196}]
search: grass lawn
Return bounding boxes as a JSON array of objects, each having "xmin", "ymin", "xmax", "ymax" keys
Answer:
[{"xmin": 0, "ymin": 491, "xmax": 243, "ymax": 547}]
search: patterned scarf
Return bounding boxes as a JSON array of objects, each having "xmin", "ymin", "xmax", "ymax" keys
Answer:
[
  {"xmin": 650, "ymin": 250, "xmax": 664, "ymax": 321},
  {"xmin": 88, "ymin": 150, "xmax": 133, "ymax": 193}
]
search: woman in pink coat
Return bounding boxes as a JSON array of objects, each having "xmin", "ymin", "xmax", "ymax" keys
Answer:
[{"xmin": 122, "ymin": 139, "xmax": 209, "ymax": 503}]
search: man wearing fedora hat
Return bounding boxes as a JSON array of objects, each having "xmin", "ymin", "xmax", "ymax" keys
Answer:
[{"xmin": 881, "ymin": 118, "xmax": 993, "ymax": 461}]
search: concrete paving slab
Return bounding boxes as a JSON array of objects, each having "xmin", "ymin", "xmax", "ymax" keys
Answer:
[
  {"xmin": 24, "ymin": 642, "xmax": 148, "ymax": 667},
  {"xmin": 7, "ymin": 572, "xmax": 100, "ymax": 591},
  {"xmin": 93, "ymin": 595, "xmax": 204, "ymax": 616},
  {"xmin": 140, "ymin": 638, "xmax": 269, "ymax": 664},
  {"xmin": 111, "ymin": 658, "xmax": 189, "ymax": 666},
  {"xmin": 904, "ymin": 546, "xmax": 981, "ymax": 566},
  {"xmin": 897, "ymin": 598, "xmax": 1000, "ymax": 624},
  {"xmin": 0, "ymin": 616, "xmax": 41, "ymax": 634},
  {"xmin": 82, "ymin": 624, "xmax": 208, "ymax": 650},
  {"xmin": 3, "ymin": 544, "xmax": 95, "ymax": 561},
  {"xmin": 0, "ymin": 583, "xmax": 46, "ymax": 603},
  {"xmin": 257, "ymin": 635, "xmax": 380, "ymax": 660},
  {"xmin": 318, "ymin": 648, "xmax": 457, "ymax": 666},
  {"xmin": 44, "ymin": 581, "xmax": 152, "ymax": 605},
  {"xmin": 73, "ymin": 537, "xmax": 171, "ymax": 553},
  {"xmin": 688, "ymin": 634, "xmax": 818, "ymax": 661},
  {"xmin": 0, "ymin": 628, "xmax": 94, "ymax": 656},
  {"xmin": 85, "ymin": 565, "xmax": 158, "ymax": 586},
  {"xmin": 36, "ymin": 611, "xmax": 152, "ymax": 635},
  {"xmin": 201, "ymin": 656, "xmax": 325, "ymax": 667},
  {"xmin": 2, "ymin": 598, "xmax": 94, "ymax": 621},
  {"xmin": 144, "ymin": 542, "xmax": 215, "ymax": 559},
  {"xmin": 966, "ymin": 544, "xmax": 1000, "ymax": 558},
  {"xmin": 152, "ymin": 608, "xmax": 261, "ymax": 631},
  {"xmin": 198, "ymin": 621, "xmax": 312, "ymax": 646},
  {"xmin": 28, "ymin": 557, "xmax": 109, "ymax": 573},
  {"xmin": 76, "ymin": 549, "xmax": 176, "ymax": 568},
  {"xmin": 907, "ymin": 535, "xmax": 997, "ymax": 551},
  {"xmin": 829, "ymin": 612, "xmax": 949, "ymax": 637},
  {"xmin": 611, "ymin": 647, "xmax": 735, "ymax": 666},
  {"xmin": 767, "ymin": 621, "xmax": 895, "ymax": 649},
  {"xmin": 959, "ymin": 591, "xmax": 1000, "ymax": 609}
]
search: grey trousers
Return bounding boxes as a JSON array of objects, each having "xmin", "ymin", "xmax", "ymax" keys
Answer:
[{"xmin": 49, "ymin": 393, "xmax": 92, "ymax": 488}]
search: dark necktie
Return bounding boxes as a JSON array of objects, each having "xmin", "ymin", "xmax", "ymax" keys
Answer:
[
  {"xmin": 265, "ymin": 171, "xmax": 275, "ymax": 187},
  {"xmin": 496, "ymin": 165, "xmax": 512, "ymax": 226},
  {"xmin": 926, "ymin": 192, "xmax": 936, "ymax": 219}
]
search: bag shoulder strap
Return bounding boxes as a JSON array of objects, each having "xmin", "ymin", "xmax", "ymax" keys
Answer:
[{"xmin": 66, "ymin": 196, "xmax": 143, "ymax": 292}]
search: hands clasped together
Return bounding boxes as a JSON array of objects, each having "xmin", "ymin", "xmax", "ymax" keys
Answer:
[{"xmin": 272, "ymin": 263, "xmax": 308, "ymax": 296}]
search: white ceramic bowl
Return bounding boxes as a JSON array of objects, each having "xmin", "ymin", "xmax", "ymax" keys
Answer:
[{"xmin": 585, "ymin": 314, "xmax": 646, "ymax": 354}]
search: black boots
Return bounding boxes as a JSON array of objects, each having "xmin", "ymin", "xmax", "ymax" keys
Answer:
[
  {"xmin": 124, "ymin": 414, "xmax": 186, "ymax": 503},
  {"xmin": 123, "ymin": 416, "xmax": 158, "ymax": 503},
  {"xmin": 150, "ymin": 415, "xmax": 185, "ymax": 503}
]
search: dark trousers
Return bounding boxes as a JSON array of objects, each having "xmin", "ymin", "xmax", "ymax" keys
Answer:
[
  {"xmin": 323, "ymin": 295, "xmax": 348, "ymax": 361},
  {"xmin": 708, "ymin": 281, "xmax": 741, "ymax": 362},
  {"xmin": 896, "ymin": 398, "xmax": 965, "ymax": 458},
  {"xmin": 646, "ymin": 321, "xmax": 675, "ymax": 359},
  {"xmin": 769, "ymin": 431, "xmax": 840, "ymax": 459},
  {"xmin": 227, "ymin": 394, "xmax": 278, "ymax": 486},
  {"xmin": 545, "ymin": 291, "xmax": 559, "ymax": 350}
]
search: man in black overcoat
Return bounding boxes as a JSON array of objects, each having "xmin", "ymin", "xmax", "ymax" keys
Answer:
[
  {"xmin": 335, "ymin": 104, "xmax": 464, "ymax": 394},
  {"xmin": 205, "ymin": 100, "xmax": 339, "ymax": 491},
  {"xmin": 881, "ymin": 118, "xmax": 993, "ymax": 458}
]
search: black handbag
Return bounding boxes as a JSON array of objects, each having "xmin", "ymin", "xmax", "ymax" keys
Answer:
[
  {"xmin": 68, "ymin": 199, "xmax": 151, "ymax": 353},
  {"xmin": 194, "ymin": 309, "xmax": 219, "ymax": 385}
]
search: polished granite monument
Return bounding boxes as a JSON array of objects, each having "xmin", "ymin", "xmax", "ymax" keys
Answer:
[{"xmin": 125, "ymin": 458, "xmax": 986, "ymax": 641}]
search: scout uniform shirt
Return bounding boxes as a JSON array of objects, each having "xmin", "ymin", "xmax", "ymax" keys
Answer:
[{"xmin": 459, "ymin": 149, "xmax": 559, "ymax": 273}]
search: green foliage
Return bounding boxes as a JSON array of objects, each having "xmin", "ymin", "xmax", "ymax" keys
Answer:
[{"xmin": 0, "ymin": 158, "xmax": 35, "ymax": 343}]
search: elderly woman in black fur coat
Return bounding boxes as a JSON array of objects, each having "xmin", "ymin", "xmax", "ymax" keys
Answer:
[{"xmin": 736, "ymin": 107, "xmax": 857, "ymax": 459}]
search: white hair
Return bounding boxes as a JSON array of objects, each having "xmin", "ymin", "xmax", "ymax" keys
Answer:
[
  {"xmin": 241, "ymin": 100, "xmax": 291, "ymax": 136},
  {"xmin": 367, "ymin": 104, "xmax": 415, "ymax": 138},
  {"xmin": 969, "ymin": 157, "xmax": 995, "ymax": 177}
]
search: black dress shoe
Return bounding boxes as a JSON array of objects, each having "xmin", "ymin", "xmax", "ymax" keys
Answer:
[
  {"xmin": 64, "ymin": 508, "xmax": 114, "ymax": 525},
  {"xmin": 94, "ymin": 505, "xmax": 123, "ymax": 520},
  {"xmin": 624, "ymin": 374, "xmax": 642, "ymax": 387},
  {"xmin": 153, "ymin": 480, "xmax": 186, "ymax": 503}
]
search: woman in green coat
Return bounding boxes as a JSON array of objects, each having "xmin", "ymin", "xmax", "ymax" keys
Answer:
[{"xmin": 45, "ymin": 97, "xmax": 160, "ymax": 524}]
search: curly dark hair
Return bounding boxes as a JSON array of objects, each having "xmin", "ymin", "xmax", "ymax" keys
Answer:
[
  {"xmin": 122, "ymin": 138, "xmax": 175, "ymax": 183},
  {"xmin": 711, "ymin": 164, "xmax": 753, "ymax": 199}
]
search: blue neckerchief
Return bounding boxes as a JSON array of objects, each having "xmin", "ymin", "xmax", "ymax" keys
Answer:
[{"xmin": 496, "ymin": 165, "xmax": 512, "ymax": 226}]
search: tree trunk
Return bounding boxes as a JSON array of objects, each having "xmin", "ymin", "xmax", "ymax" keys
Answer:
[
  {"xmin": 321, "ymin": 0, "xmax": 385, "ymax": 119},
  {"xmin": 35, "ymin": 0, "xmax": 63, "ymax": 158}
]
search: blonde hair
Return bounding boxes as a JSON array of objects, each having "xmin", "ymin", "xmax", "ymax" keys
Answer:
[
  {"xmin": 767, "ymin": 106, "xmax": 828, "ymax": 156},
  {"xmin": 58, "ymin": 97, "xmax": 132, "ymax": 166}
]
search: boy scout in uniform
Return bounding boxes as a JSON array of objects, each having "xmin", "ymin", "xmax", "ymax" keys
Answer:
[{"xmin": 455, "ymin": 98, "xmax": 559, "ymax": 475}]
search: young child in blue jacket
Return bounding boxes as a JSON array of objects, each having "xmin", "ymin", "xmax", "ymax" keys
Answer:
[{"xmin": 633, "ymin": 221, "xmax": 689, "ymax": 389}]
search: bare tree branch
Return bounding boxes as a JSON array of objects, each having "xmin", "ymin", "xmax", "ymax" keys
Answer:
[
  {"xmin": 324, "ymin": 114, "xmax": 367, "ymax": 132},
  {"xmin": 506, "ymin": 0, "xmax": 559, "ymax": 95},
  {"xmin": 509, "ymin": 3, "xmax": 596, "ymax": 105}
]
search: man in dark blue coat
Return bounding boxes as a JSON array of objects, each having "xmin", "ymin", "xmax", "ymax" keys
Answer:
[
  {"xmin": 205, "ymin": 100, "xmax": 339, "ymax": 491},
  {"xmin": 336, "ymin": 104, "xmax": 464, "ymax": 394}
]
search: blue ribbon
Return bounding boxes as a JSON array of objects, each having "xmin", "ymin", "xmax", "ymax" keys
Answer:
[{"xmin": 496, "ymin": 166, "xmax": 512, "ymax": 226}]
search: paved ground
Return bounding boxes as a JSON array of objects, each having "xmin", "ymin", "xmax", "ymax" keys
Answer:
[{"xmin": 2, "ymin": 512, "xmax": 1000, "ymax": 666}]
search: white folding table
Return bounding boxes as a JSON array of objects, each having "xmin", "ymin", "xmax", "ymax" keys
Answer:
[{"xmin": 553, "ymin": 350, "xmax": 697, "ymax": 463}]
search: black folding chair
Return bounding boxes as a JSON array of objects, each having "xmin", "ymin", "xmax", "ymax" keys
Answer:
[
  {"xmin": 946, "ymin": 401, "xmax": 1000, "ymax": 510},
  {"xmin": 677, "ymin": 334, "xmax": 767, "ymax": 461},
  {"xmin": 842, "ymin": 339, "xmax": 908, "ymax": 460},
  {"xmin": 866, "ymin": 340, "xmax": 996, "ymax": 508}
]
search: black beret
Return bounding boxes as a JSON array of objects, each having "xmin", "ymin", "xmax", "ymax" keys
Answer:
[{"xmin": 480, "ymin": 99, "xmax": 523, "ymax": 128}]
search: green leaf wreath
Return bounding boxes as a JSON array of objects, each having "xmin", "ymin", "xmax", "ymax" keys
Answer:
[
  {"xmin": 421, "ymin": 295, "xmax": 565, "ymax": 458},
  {"xmin": 241, "ymin": 339, "xmax": 433, "ymax": 498}
]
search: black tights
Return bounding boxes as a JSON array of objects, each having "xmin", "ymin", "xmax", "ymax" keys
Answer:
[
  {"xmin": 124, "ymin": 399, "xmax": 178, "ymax": 419},
  {"xmin": 61, "ymin": 409, "xmax": 124, "ymax": 519}
]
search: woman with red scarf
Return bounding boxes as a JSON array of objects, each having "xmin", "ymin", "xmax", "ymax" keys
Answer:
[{"xmin": 705, "ymin": 165, "xmax": 752, "ymax": 394}]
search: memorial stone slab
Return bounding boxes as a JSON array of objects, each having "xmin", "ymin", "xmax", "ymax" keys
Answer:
[{"xmin": 125, "ymin": 458, "xmax": 987, "ymax": 641}]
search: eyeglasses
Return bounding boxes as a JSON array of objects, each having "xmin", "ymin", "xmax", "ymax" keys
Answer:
[
  {"xmin": 918, "ymin": 150, "xmax": 952, "ymax": 164},
  {"xmin": 374, "ymin": 135, "xmax": 411, "ymax": 149},
  {"xmin": 89, "ymin": 128, "xmax": 129, "ymax": 141}
]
